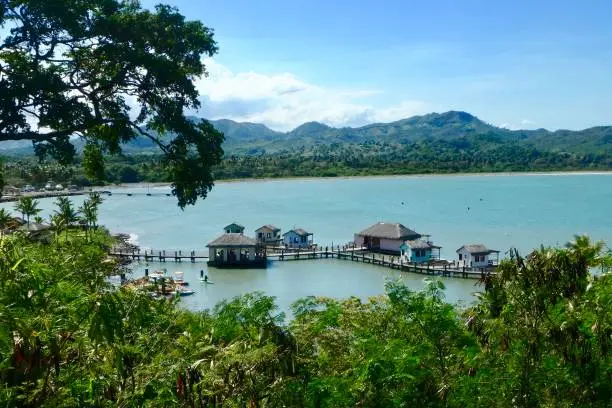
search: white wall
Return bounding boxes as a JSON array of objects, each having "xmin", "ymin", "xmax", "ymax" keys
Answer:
[
  {"xmin": 457, "ymin": 249, "xmax": 490, "ymax": 268},
  {"xmin": 354, "ymin": 235, "xmax": 402, "ymax": 253}
]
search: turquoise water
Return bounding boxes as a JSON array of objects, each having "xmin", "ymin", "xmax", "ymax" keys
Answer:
[{"xmin": 4, "ymin": 173, "xmax": 611, "ymax": 312}]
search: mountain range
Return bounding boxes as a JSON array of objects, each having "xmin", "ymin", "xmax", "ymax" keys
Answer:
[{"xmin": 1, "ymin": 111, "xmax": 611, "ymax": 156}]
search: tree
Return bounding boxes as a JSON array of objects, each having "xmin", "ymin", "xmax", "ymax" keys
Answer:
[
  {"xmin": 464, "ymin": 235, "xmax": 612, "ymax": 407},
  {"xmin": 54, "ymin": 196, "xmax": 78, "ymax": 238},
  {"xmin": 0, "ymin": 208, "xmax": 12, "ymax": 235},
  {"xmin": 79, "ymin": 200, "xmax": 97, "ymax": 241},
  {"xmin": 13, "ymin": 196, "xmax": 41, "ymax": 227},
  {"xmin": 0, "ymin": 0, "xmax": 224, "ymax": 208}
]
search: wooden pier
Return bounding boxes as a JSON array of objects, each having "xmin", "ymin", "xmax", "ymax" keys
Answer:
[
  {"xmin": 110, "ymin": 245, "xmax": 493, "ymax": 279},
  {"xmin": 268, "ymin": 246, "xmax": 492, "ymax": 279},
  {"xmin": 109, "ymin": 248, "xmax": 209, "ymax": 263}
]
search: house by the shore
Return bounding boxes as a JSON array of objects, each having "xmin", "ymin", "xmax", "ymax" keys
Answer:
[
  {"xmin": 207, "ymin": 231, "xmax": 267, "ymax": 268},
  {"xmin": 400, "ymin": 239, "xmax": 441, "ymax": 264},
  {"xmin": 354, "ymin": 222, "xmax": 422, "ymax": 254},
  {"xmin": 283, "ymin": 228, "xmax": 313, "ymax": 249},
  {"xmin": 255, "ymin": 224, "xmax": 281, "ymax": 245},
  {"xmin": 456, "ymin": 244, "xmax": 499, "ymax": 268}
]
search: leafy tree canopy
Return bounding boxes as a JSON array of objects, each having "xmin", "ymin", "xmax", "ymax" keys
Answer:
[{"xmin": 0, "ymin": 0, "xmax": 224, "ymax": 207}]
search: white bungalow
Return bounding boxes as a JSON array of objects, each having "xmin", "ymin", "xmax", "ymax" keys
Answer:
[
  {"xmin": 400, "ymin": 239, "xmax": 441, "ymax": 264},
  {"xmin": 224, "ymin": 222, "xmax": 245, "ymax": 234},
  {"xmin": 206, "ymin": 233, "xmax": 266, "ymax": 268},
  {"xmin": 255, "ymin": 224, "xmax": 281, "ymax": 245},
  {"xmin": 354, "ymin": 222, "xmax": 422, "ymax": 254},
  {"xmin": 283, "ymin": 228, "xmax": 313, "ymax": 249},
  {"xmin": 456, "ymin": 244, "xmax": 500, "ymax": 268}
]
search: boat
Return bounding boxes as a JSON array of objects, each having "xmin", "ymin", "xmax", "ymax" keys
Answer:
[
  {"xmin": 200, "ymin": 278, "xmax": 214, "ymax": 284},
  {"xmin": 175, "ymin": 286, "xmax": 195, "ymax": 296},
  {"xmin": 174, "ymin": 271, "xmax": 189, "ymax": 286},
  {"xmin": 149, "ymin": 269, "xmax": 166, "ymax": 279}
]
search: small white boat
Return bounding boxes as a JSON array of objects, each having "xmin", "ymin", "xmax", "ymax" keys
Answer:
[
  {"xmin": 149, "ymin": 269, "xmax": 166, "ymax": 279},
  {"xmin": 174, "ymin": 271, "xmax": 189, "ymax": 286},
  {"xmin": 175, "ymin": 286, "xmax": 195, "ymax": 296}
]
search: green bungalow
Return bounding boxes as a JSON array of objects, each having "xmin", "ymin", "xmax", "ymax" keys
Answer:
[
  {"xmin": 400, "ymin": 239, "xmax": 441, "ymax": 264},
  {"xmin": 224, "ymin": 222, "xmax": 245, "ymax": 234}
]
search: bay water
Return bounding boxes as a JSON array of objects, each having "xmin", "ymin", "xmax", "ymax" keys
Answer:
[{"xmin": 4, "ymin": 173, "xmax": 611, "ymax": 314}]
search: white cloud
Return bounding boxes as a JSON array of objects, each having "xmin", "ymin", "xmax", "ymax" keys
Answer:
[
  {"xmin": 193, "ymin": 59, "xmax": 430, "ymax": 131},
  {"xmin": 521, "ymin": 119, "xmax": 535, "ymax": 127}
]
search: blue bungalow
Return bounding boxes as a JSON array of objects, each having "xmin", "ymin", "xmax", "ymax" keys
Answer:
[
  {"xmin": 400, "ymin": 239, "xmax": 441, "ymax": 264},
  {"xmin": 283, "ymin": 228, "xmax": 314, "ymax": 249}
]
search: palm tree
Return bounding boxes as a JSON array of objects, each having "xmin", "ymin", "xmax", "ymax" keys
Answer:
[
  {"xmin": 54, "ymin": 197, "xmax": 78, "ymax": 239},
  {"xmin": 49, "ymin": 213, "xmax": 66, "ymax": 241},
  {"xmin": 88, "ymin": 191, "xmax": 104, "ymax": 208},
  {"xmin": 0, "ymin": 208, "xmax": 13, "ymax": 236},
  {"xmin": 79, "ymin": 200, "xmax": 98, "ymax": 241},
  {"xmin": 14, "ymin": 197, "xmax": 41, "ymax": 228},
  {"xmin": 33, "ymin": 215, "xmax": 44, "ymax": 225}
]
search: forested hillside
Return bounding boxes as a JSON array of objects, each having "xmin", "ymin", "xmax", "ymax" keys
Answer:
[{"xmin": 2, "ymin": 111, "xmax": 612, "ymax": 156}]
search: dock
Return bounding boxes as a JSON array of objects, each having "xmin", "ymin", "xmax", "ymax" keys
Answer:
[{"xmin": 110, "ymin": 245, "xmax": 493, "ymax": 279}]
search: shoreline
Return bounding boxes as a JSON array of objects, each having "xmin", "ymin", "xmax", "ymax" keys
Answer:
[{"xmin": 102, "ymin": 169, "xmax": 612, "ymax": 189}]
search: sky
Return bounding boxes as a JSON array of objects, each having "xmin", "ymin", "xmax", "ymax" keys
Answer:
[{"xmin": 141, "ymin": 0, "xmax": 612, "ymax": 132}]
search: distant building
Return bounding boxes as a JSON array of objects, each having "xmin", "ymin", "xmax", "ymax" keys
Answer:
[
  {"xmin": 354, "ymin": 222, "xmax": 422, "ymax": 254},
  {"xmin": 224, "ymin": 222, "xmax": 245, "ymax": 234},
  {"xmin": 2, "ymin": 185, "xmax": 21, "ymax": 196},
  {"xmin": 456, "ymin": 244, "xmax": 500, "ymax": 268},
  {"xmin": 207, "ymin": 233, "xmax": 266, "ymax": 268},
  {"xmin": 400, "ymin": 239, "xmax": 441, "ymax": 264},
  {"xmin": 283, "ymin": 228, "xmax": 313, "ymax": 249},
  {"xmin": 255, "ymin": 224, "xmax": 281, "ymax": 245}
]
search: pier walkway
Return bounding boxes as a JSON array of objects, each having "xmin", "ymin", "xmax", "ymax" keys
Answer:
[{"xmin": 110, "ymin": 245, "xmax": 493, "ymax": 279}]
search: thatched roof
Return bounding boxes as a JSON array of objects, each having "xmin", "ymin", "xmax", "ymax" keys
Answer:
[
  {"xmin": 404, "ymin": 240, "xmax": 441, "ymax": 250},
  {"xmin": 357, "ymin": 222, "xmax": 420, "ymax": 240},
  {"xmin": 255, "ymin": 224, "xmax": 280, "ymax": 233},
  {"xmin": 207, "ymin": 233, "xmax": 257, "ymax": 247},
  {"xmin": 456, "ymin": 244, "xmax": 499, "ymax": 255}
]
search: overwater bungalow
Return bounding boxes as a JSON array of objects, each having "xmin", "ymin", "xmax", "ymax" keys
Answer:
[
  {"xmin": 354, "ymin": 222, "xmax": 422, "ymax": 254},
  {"xmin": 456, "ymin": 244, "xmax": 500, "ymax": 268},
  {"xmin": 224, "ymin": 222, "xmax": 245, "ymax": 234},
  {"xmin": 283, "ymin": 228, "xmax": 313, "ymax": 249},
  {"xmin": 400, "ymin": 239, "xmax": 441, "ymax": 264},
  {"xmin": 207, "ymin": 233, "xmax": 267, "ymax": 268},
  {"xmin": 255, "ymin": 224, "xmax": 281, "ymax": 245}
]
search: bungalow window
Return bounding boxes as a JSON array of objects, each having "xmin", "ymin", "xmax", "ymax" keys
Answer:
[
  {"xmin": 267, "ymin": 232, "xmax": 271, "ymax": 238},
  {"xmin": 459, "ymin": 254, "xmax": 463, "ymax": 261},
  {"xmin": 475, "ymin": 255, "xmax": 486, "ymax": 263},
  {"xmin": 258, "ymin": 232, "xmax": 263, "ymax": 238},
  {"xmin": 415, "ymin": 249, "xmax": 426, "ymax": 258}
]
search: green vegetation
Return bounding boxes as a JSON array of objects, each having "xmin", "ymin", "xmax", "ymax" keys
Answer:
[
  {"xmin": 2, "ymin": 111, "xmax": 611, "ymax": 187},
  {"xmin": 0, "ymin": 0, "xmax": 224, "ymax": 207},
  {"xmin": 2, "ymin": 132, "xmax": 610, "ymax": 188},
  {"xmin": 0, "ymin": 227, "xmax": 610, "ymax": 406}
]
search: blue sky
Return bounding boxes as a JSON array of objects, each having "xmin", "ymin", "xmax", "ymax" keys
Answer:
[{"xmin": 143, "ymin": 0, "xmax": 612, "ymax": 131}]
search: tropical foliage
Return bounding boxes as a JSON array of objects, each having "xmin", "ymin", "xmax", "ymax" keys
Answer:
[
  {"xmin": 0, "ymin": 230, "xmax": 609, "ymax": 407},
  {"xmin": 13, "ymin": 196, "xmax": 41, "ymax": 227},
  {"xmin": 0, "ymin": 0, "xmax": 224, "ymax": 207}
]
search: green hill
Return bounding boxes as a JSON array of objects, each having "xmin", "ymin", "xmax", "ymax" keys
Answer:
[{"xmin": 1, "ymin": 111, "xmax": 611, "ymax": 157}]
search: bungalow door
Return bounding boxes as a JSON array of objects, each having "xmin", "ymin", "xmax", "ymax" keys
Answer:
[{"xmin": 371, "ymin": 237, "xmax": 380, "ymax": 250}]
